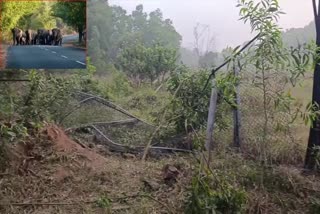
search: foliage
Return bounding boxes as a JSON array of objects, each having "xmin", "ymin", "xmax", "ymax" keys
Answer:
[
  {"xmin": 186, "ymin": 165, "xmax": 247, "ymax": 214},
  {"xmin": 101, "ymin": 70, "xmax": 133, "ymax": 100},
  {"xmin": 52, "ymin": 1, "xmax": 86, "ymax": 32},
  {"xmin": 0, "ymin": 1, "xmax": 42, "ymax": 39},
  {"xmin": 237, "ymin": 0, "xmax": 313, "ymax": 165},
  {"xmin": 87, "ymin": 0, "xmax": 181, "ymax": 72},
  {"xmin": 96, "ymin": 195, "xmax": 112, "ymax": 208},
  {"xmin": 116, "ymin": 42, "xmax": 178, "ymax": 84},
  {"xmin": 0, "ymin": 122, "xmax": 28, "ymax": 144},
  {"xmin": 19, "ymin": 71, "xmax": 79, "ymax": 125},
  {"xmin": 167, "ymin": 67, "xmax": 211, "ymax": 133},
  {"xmin": 166, "ymin": 66, "xmax": 235, "ymax": 134},
  {"xmin": 24, "ymin": 2, "xmax": 57, "ymax": 30}
]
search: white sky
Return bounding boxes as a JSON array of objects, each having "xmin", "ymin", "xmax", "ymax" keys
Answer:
[{"xmin": 109, "ymin": 0, "xmax": 314, "ymax": 51}]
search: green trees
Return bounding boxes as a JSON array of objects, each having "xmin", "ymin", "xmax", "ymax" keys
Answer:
[
  {"xmin": 87, "ymin": 0, "xmax": 182, "ymax": 72},
  {"xmin": 0, "ymin": 1, "xmax": 42, "ymax": 39},
  {"xmin": 52, "ymin": 1, "xmax": 86, "ymax": 43},
  {"xmin": 116, "ymin": 42, "xmax": 178, "ymax": 85}
]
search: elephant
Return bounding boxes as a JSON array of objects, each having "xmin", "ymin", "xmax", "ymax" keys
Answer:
[
  {"xmin": 45, "ymin": 29, "xmax": 53, "ymax": 45},
  {"xmin": 33, "ymin": 33, "xmax": 38, "ymax": 45},
  {"xmin": 37, "ymin": 29, "xmax": 45, "ymax": 45},
  {"xmin": 82, "ymin": 28, "xmax": 86, "ymax": 41},
  {"xmin": 20, "ymin": 31, "xmax": 27, "ymax": 45},
  {"xmin": 11, "ymin": 27, "xmax": 23, "ymax": 45},
  {"xmin": 25, "ymin": 29, "xmax": 36, "ymax": 45},
  {"xmin": 37, "ymin": 29, "xmax": 52, "ymax": 45},
  {"xmin": 51, "ymin": 28, "xmax": 62, "ymax": 46}
]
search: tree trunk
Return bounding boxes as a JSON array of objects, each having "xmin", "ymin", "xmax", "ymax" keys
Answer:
[
  {"xmin": 305, "ymin": 53, "xmax": 320, "ymax": 169},
  {"xmin": 305, "ymin": 0, "xmax": 320, "ymax": 170}
]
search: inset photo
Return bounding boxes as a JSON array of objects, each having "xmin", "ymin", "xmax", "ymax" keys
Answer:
[{"xmin": 0, "ymin": 0, "xmax": 86, "ymax": 69}]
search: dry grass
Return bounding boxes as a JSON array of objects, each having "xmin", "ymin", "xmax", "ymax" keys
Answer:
[
  {"xmin": 0, "ymin": 125, "xmax": 193, "ymax": 214},
  {"xmin": 1, "ymin": 124, "xmax": 320, "ymax": 214},
  {"xmin": 207, "ymin": 152, "xmax": 320, "ymax": 214}
]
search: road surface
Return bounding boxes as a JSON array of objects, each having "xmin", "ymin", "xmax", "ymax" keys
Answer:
[{"xmin": 5, "ymin": 35, "xmax": 86, "ymax": 69}]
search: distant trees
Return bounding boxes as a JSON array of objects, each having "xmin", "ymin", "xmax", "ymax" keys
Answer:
[
  {"xmin": 282, "ymin": 21, "xmax": 315, "ymax": 47},
  {"xmin": 87, "ymin": 0, "xmax": 182, "ymax": 72}
]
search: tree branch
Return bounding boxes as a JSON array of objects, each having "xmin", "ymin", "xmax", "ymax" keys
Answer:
[{"xmin": 313, "ymin": 0, "xmax": 318, "ymax": 25}]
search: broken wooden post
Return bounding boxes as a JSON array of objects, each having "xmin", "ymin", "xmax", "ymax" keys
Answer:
[
  {"xmin": 233, "ymin": 60, "xmax": 242, "ymax": 148},
  {"xmin": 205, "ymin": 77, "xmax": 218, "ymax": 163}
]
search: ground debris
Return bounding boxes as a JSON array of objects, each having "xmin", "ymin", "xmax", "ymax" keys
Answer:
[
  {"xmin": 162, "ymin": 164, "xmax": 181, "ymax": 185},
  {"xmin": 142, "ymin": 177, "xmax": 161, "ymax": 191}
]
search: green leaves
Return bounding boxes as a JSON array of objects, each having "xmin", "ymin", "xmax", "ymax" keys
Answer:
[
  {"xmin": 116, "ymin": 42, "xmax": 178, "ymax": 84},
  {"xmin": 186, "ymin": 167, "xmax": 247, "ymax": 214},
  {"xmin": 0, "ymin": 121, "xmax": 29, "ymax": 143},
  {"xmin": 0, "ymin": 1, "xmax": 42, "ymax": 40},
  {"xmin": 52, "ymin": 2, "xmax": 86, "ymax": 31},
  {"xmin": 237, "ymin": 0, "xmax": 283, "ymax": 36},
  {"xmin": 302, "ymin": 102, "xmax": 320, "ymax": 127},
  {"xmin": 87, "ymin": 1, "xmax": 181, "ymax": 70}
]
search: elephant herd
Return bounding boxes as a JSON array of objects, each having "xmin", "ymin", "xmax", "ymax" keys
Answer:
[{"xmin": 11, "ymin": 27, "xmax": 63, "ymax": 46}]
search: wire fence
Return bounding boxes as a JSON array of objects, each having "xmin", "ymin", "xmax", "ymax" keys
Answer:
[
  {"xmin": 59, "ymin": 92, "xmax": 156, "ymax": 148},
  {"xmin": 0, "ymin": 69, "xmax": 309, "ymax": 162},
  {"xmin": 212, "ymin": 68, "xmax": 308, "ymax": 164}
]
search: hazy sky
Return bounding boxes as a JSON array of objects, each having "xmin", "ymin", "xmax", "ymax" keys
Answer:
[{"xmin": 109, "ymin": 0, "xmax": 314, "ymax": 51}]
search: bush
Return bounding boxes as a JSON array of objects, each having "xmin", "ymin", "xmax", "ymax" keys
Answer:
[
  {"xmin": 186, "ymin": 167, "xmax": 247, "ymax": 214},
  {"xmin": 166, "ymin": 66, "xmax": 234, "ymax": 134}
]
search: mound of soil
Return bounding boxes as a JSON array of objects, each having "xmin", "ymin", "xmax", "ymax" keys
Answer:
[
  {"xmin": 0, "ymin": 124, "xmax": 192, "ymax": 214},
  {"xmin": 45, "ymin": 124, "xmax": 107, "ymax": 171}
]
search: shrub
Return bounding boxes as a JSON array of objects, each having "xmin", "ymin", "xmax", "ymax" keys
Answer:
[
  {"xmin": 186, "ymin": 167, "xmax": 247, "ymax": 214},
  {"xmin": 167, "ymin": 66, "xmax": 234, "ymax": 134}
]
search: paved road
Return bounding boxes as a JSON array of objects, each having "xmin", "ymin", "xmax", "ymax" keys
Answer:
[{"xmin": 5, "ymin": 35, "xmax": 86, "ymax": 69}]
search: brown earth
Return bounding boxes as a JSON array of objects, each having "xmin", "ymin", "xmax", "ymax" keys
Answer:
[{"xmin": 0, "ymin": 124, "xmax": 193, "ymax": 214}]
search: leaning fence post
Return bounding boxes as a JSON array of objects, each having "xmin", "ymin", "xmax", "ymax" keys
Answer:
[
  {"xmin": 233, "ymin": 60, "xmax": 242, "ymax": 148},
  {"xmin": 205, "ymin": 77, "xmax": 218, "ymax": 163}
]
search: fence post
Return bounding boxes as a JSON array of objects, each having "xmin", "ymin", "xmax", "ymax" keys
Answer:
[
  {"xmin": 205, "ymin": 77, "xmax": 218, "ymax": 162},
  {"xmin": 233, "ymin": 60, "xmax": 241, "ymax": 148}
]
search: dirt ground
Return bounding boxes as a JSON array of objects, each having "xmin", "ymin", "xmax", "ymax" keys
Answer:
[
  {"xmin": 0, "ymin": 44, "xmax": 8, "ymax": 69},
  {"xmin": 0, "ymin": 125, "xmax": 193, "ymax": 214}
]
